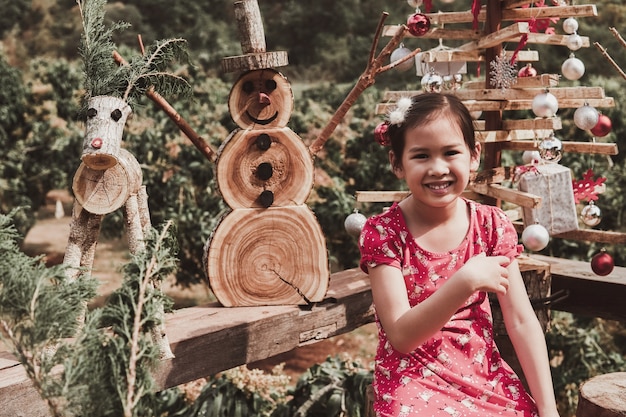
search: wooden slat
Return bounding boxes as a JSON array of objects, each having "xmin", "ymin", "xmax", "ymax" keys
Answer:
[
  {"xmin": 420, "ymin": 49, "xmax": 538, "ymax": 63},
  {"xmin": 465, "ymin": 74, "xmax": 560, "ymax": 89},
  {"xmin": 470, "ymin": 183, "xmax": 541, "ymax": 208},
  {"xmin": 476, "ymin": 129, "xmax": 554, "ymax": 142},
  {"xmin": 503, "ymin": 140, "xmax": 619, "ymax": 155},
  {"xmin": 458, "ymin": 22, "xmax": 530, "ymax": 51},
  {"xmin": 526, "ymin": 32, "xmax": 591, "ymax": 48},
  {"xmin": 513, "ymin": 222, "xmax": 626, "ymax": 244},
  {"xmin": 355, "ymin": 191, "xmax": 410, "ymax": 203},
  {"xmin": 474, "ymin": 117, "xmax": 562, "ymax": 131},
  {"xmin": 533, "ymin": 255, "xmax": 626, "ymax": 322},
  {"xmin": 502, "ymin": 5, "xmax": 597, "ymax": 21}
]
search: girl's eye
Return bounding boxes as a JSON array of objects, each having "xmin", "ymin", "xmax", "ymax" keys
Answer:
[
  {"xmin": 446, "ymin": 150, "xmax": 461, "ymax": 156},
  {"xmin": 413, "ymin": 154, "xmax": 428, "ymax": 159}
]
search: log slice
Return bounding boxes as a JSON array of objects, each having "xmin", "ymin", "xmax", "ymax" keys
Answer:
[
  {"xmin": 205, "ymin": 206, "xmax": 330, "ymax": 306},
  {"xmin": 576, "ymin": 372, "xmax": 626, "ymax": 417},
  {"xmin": 216, "ymin": 128, "xmax": 314, "ymax": 208}
]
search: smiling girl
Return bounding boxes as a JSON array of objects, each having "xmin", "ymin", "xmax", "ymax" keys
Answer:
[{"xmin": 360, "ymin": 93, "xmax": 559, "ymax": 417}]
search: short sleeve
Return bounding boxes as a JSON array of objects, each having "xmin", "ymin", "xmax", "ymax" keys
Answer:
[
  {"xmin": 358, "ymin": 207, "xmax": 405, "ymax": 274},
  {"xmin": 486, "ymin": 206, "xmax": 523, "ymax": 261}
]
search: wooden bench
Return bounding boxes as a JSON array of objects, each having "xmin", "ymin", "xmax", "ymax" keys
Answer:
[{"xmin": 2, "ymin": 257, "xmax": 626, "ymax": 417}]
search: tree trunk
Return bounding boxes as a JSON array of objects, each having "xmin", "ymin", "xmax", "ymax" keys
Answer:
[{"xmin": 576, "ymin": 372, "xmax": 626, "ymax": 417}]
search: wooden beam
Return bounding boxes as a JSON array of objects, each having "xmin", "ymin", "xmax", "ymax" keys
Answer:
[
  {"xmin": 533, "ymin": 255, "xmax": 626, "ymax": 322},
  {"xmin": 513, "ymin": 222, "xmax": 626, "ymax": 244},
  {"xmin": 503, "ymin": 140, "xmax": 619, "ymax": 155},
  {"xmin": 355, "ymin": 190, "xmax": 410, "ymax": 203},
  {"xmin": 419, "ymin": 49, "xmax": 538, "ymax": 63},
  {"xmin": 459, "ymin": 22, "xmax": 529, "ymax": 51},
  {"xmin": 465, "ymin": 74, "xmax": 559, "ymax": 89},
  {"xmin": 470, "ymin": 183, "xmax": 541, "ymax": 208}
]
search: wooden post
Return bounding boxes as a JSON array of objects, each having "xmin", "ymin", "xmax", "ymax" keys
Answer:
[{"xmin": 233, "ymin": 0, "xmax": 266, "ymax": 54}]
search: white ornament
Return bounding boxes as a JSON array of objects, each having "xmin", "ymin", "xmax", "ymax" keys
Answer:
[
  {"xmin": 562, "ymin": 17, "xmax": 579, "ymax": 34},
  {"xmin": 566, "ymin": 33, "xmax": 583, "ymax": 51},
  {"xmin": 532, "ymin": 91, "xmax": 559, "ymax": 118},
  {"xmin": 561, "ymin": 54, "xmax": 585, "ymax": 80},
  {"xmin": 390, "ymin": 45, "xmax": 415, "ymax": 72},
  {"xmin": 573, "ymin": 104, "xmax": 599, "ymax": 130},
  {"xmin": 522, "ymin": 224, "xmax": 550, "ymax": 251},
  {"xmin": 407, "ymin": 0, "xmax": 423, "ymax": 8},
  {"xmin": 344, "ymin": 210, "xmax": 367, "ymax": 237},
  {"xmin": 522, "ymin": 150, "xmax": 541, "ymax": 165}
]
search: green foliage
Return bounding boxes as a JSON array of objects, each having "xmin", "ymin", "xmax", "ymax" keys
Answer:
[
  {"xmin": 274, "ymin": 356, "xmax": 373, "ymax": 417},
  {"xmin": 546, "ymin": 312, "xmax": 626, "ymax": 417},
  {"xmin": 0, "ymin": 211, "xmax": 180, "ymax": 417}
]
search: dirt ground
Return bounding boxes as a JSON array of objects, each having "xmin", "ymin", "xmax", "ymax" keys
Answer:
[{"xmin": 18, "ymin": 190, "xmax": 378, "ymax": 382}]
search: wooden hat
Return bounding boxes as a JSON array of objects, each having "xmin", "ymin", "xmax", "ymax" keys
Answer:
[{"xmin": 221, "ymin": 0, "xmax": 288, "ymax": 73}]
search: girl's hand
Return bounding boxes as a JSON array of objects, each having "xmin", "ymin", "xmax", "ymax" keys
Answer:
[{"xmin": 453, "ymin": 253, "xmax": 510, "ymax": 295}]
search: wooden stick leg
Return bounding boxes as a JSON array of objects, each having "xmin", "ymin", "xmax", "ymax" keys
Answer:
[
  {"xmin": 124, "ymin": 192, "xmax": 175, "ymax": 360},
  {"xmin": 63, "ymin": 201, "xmax": 104, "ymax": 281}
]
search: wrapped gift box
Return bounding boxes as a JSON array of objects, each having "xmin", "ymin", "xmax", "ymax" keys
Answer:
[{"xmin": 518, "ymin": 163, "xmax": 579, "ymax": 235}]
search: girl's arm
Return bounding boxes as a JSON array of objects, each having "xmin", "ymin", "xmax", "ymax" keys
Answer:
[
  {"xmin": 369, "ymin": 253, "xmax": 511, "ymax": 354},
  {"xmin": 497, "ymin": 259, "xmax": 560, "ymax": 417}
]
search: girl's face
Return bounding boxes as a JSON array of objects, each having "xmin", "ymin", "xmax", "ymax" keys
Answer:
[{"xmin": 390, "ymin": 113, "xmax": 481, "ymax": 209}]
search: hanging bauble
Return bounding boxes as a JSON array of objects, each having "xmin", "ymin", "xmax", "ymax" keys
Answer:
[
  {"xmin": 580, "ymin": 201, "xmax": 602, "ymax": 227},
  {"xmin": 407, "ymin": 13, "xmax": 431, "ymax": 37},
  {"xmin": 522, "ymin": 150, "xmax": 541, "ymax": 165},
  {"xmin": 590, "ymin": 114, "xmax": 612, "ymax": 137},
  {"xmin": 344, "ymin": 210, "xmax": 367, "ymax": 238},
  {"xmin": 470, "ymin": 110, "xmax": 482, "ymax": 120},
  {"xmin": 390, "ymin": 45, "xmax": 415, "ymax": 72},
  {"xmin": 573, "ymin": 104, "xmax": 599, "ymax": 130},
  {"xmin": 591, "ymin": 249, "xmax": 614, "ymax": 276},
  {"xmin": 407, "ymin": 0, "xmax": 423, "ymax": 7},
  {"xmin": 566, "ymin": 33, "xmax": 583, "ymax": 51},
  {"xmin": 561, "ymin": 54, "xmax": 585, "ymax": 80},
  {"xmin": 521, "ymin": 223, "xmax": 550, "ymax": 251},
  {"xmin": 562, "ymin": 17, "xmax": 579, "ymax": 34},
  {"xmin": 538, "ymin": 133, "xmax": 563, "ymax": 163},
  {"xmin": 421, "ymin": 72, "xmax": 443, "ymax": 93},
  {"xmin": 518, "ymin": 63, "xmax": 538, "ymax": 78},
  {"xmin": 532, "ymin": 91, "xmax": 559, "ymax": 118}
]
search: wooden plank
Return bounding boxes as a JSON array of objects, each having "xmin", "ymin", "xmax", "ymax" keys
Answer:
[
  {"xmin": 513, "ymin": 222, "xmax": 626, "ymax": 244},
  {"xmin": 470, "ymin": 183, "xmax": 541, "ymax": 208},
  {"xmin": 503, "ymin": 140, "xmax": 619, "ymax": 155},
  {"xmin": 526, "ymin": 32, "xmax": 591, "ymax": 48},
  {"xmin": 465, "ymin": 74, "xmax": 559, "ymax": 89},
  {"xmin": 533, "ymin": 255, "xmax": 626, "ymax": 322},
  {"xmin": 502, "ymin": 5, "xmax": 597, "ymax": 21},
  {"xmin": 420, "ymin": 49, "xmax": 538, "ymax": 63},
  {"xmin": 476, "ymin": 129, "xmax": 554, "ymax": 142},
  {"xmin": 474, "ymin": 117, "xmax": 562, "ymax": 131},
  {"xmin": 458, "ymin": 22, "xmax": 529, "ymax": 51},
  {"xmin": 356, "ymin": 190, "xmax": 410, "ymax": 203}
]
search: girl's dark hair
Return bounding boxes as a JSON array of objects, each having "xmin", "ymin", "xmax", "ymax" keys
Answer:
[{"xmin": 387, "ymin": 93, "xmax": 477, "ymax": 169}]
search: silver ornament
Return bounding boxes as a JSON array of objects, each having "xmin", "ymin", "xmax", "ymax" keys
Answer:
[
  {"xmin": 562, "ymin": 17, "xmax": 579, "ymax": 35},
  {"xmin": 532, "ymin": 91, "xmax": 559, "ymax": 118},
  {"xmin": 580, "ymin": 201, "xmax": 602, "ymax": 227},
  {"xmin": 566, "ymin": 33, "xmax": 583, "ymax": 51},
  {"xmin": 538, "ymin": 134, "xmax": 563, "ymax": 163},
  {"xmin": 421, "ymin": 72, "xmax": 443, "ymax": 93},
  {"xmin": 407, "ymin": 0, "xmax": 423, "ymax": 8},
  {"xmin": 344, "ymin": 210, "xmax": 367, "ymax": 237},
  {"xmin": 561, "ymin": 54, "xmax": 585, "ymax": 80},
  {"xmin": 390, "ymin": 45, "xmax": 415, "ymax": 72},
  {"xmin": 573, "ymin": 104, "xmax": 599, "ymax": 130},
  {"xmin": 522, "ymin": 223, "xmax": 550, "ymax": 251}
]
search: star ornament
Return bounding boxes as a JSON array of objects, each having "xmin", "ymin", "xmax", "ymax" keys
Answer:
[{"xmin": 572, "ymin": 168, "xmax": 607, "ymax": 204}]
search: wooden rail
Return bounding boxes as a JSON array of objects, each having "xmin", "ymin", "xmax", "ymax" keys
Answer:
[{"xmin": 2, "ymin": 257, "xmax": 626, "ymax": 416}]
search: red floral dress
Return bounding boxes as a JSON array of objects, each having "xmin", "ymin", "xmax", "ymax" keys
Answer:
[{"xmin": 359, "ymin": 199, "xmax": 539, "ymax": 417}]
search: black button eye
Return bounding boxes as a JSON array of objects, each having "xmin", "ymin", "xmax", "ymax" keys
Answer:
[
  {"xmin": 111, "ymin": 109, "xmax": 122, "ymax": 122},
  {"xmin": 87, "ymin": 108, "xmax": 97, "ymax": 118},
  {"xmin": 242, "ymin": 81, "xmax": 254, "ymax": 94},
  {"xmin": 264, "ymin": 79, "xmax": 277, "ymax": 92}
]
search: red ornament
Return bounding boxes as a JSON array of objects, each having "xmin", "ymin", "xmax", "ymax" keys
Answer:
[
  {"xmin": 374, "ymin": 122, "xmax": 390, "ymax": 146},
  {"xmin": 407, "ymin": 13, "xmax": 431, "ymax": 37},
  {"xmin": 518, "ymin": 63, "xmax": 537, "ymax": 78},
  {"xmin": 591, "ymin": 250, "xmax": 614, "ymax": 276},
  {"xmin": 590, "ymin": 114, "xmax": 612, "ymax": 137}
]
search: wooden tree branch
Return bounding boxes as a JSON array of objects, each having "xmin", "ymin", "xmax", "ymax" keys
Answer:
[
  {"xmin": 593, "ymin": 42, "xmax": 626, "ymax": 80},
  {"xmin": 610, "ymin": 26, "xmax": 626, "ymax": 49},
  {"xmin": 308, "ymin": 14, "xmax": 420, "ymax": 156},
  {"xmin": 112, "ymin": 51, "xmax": 218, "ymax": 163}
]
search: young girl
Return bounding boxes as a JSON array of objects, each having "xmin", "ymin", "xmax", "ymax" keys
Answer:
[{"xmin": 360, "ymin": 93, "xmax": 560, "ymax": 417}]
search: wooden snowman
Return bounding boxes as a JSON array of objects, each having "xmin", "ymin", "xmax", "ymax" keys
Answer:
[{"xmin": 204, "ymin": 0, "xmax": 329, "ymax": 306}]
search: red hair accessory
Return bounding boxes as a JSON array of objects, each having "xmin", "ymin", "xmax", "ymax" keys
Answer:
[{"xmin": 374, "ymin": 121, "xmax": 391, "ymax": 146}]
